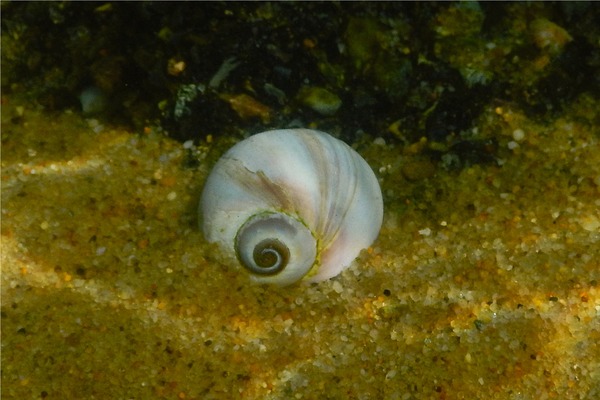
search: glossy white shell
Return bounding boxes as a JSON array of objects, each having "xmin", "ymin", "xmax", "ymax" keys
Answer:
[{"xmin": 200, "ymin": 129, "xmax": 383, "ymax": 286}]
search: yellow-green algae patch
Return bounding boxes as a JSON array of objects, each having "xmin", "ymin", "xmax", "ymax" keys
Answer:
[{"xmin": 2, "ymin": 94, "xmax": 599, "ymax": 399}]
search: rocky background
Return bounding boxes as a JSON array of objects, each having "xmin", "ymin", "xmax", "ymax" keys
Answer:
[{"xmin": 2, "ymin": 2, "xmax": 598, "ymax": 153}]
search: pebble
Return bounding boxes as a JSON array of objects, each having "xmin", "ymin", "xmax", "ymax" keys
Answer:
[
  {"xmin": 297, "ymin": 86, "xmax": 342, "ymax": 116},
  {"xmin": 512, "ymin": 129, "xmax": 525, "ymax": 141},
  {"xmin": 418, "ymin": 227, "xmax": 432, "ymax": 236},
  {"xmin": 332, "ymin": 281, "xmax": 343, "ymax": 293},
  {"xmin": 79, "ymin": 86, "xmax": 107, "ymax": 115}
]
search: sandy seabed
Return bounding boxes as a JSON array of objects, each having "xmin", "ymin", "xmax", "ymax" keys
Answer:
[{"xmin": 2, "ymin": 94, "xmax": 599, "ymax": 399}]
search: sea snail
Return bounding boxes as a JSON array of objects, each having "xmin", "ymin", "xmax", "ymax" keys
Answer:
[{"xmin": 200, "ymin": 129, "xmax": 383, "ymax": 286}]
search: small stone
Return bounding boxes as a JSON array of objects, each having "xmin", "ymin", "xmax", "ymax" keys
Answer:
[
  {"xmin": 579, "ymin": 215, "xmax": 600, "ymax": 232},
  {"xmin": 220, "ymin": 93, "xmax": 272, "ymax": 123},
  {"xmin": 332, "ymin": 281, "xmax": 343, "ymax": 293},
  {"xmin": 512, "ymin": 129, "xmax": 525, "ymax": 141},
  {"xmin": 297, "ymin": 86, "xmax": 342, "ymax": 116},
  {"xmin": 530, "ymin": 18, "xmax": 572, "ymax": 54},
  {"xmin": 374, "ymin": 137, "xmax": 386, "ymax": 146}
]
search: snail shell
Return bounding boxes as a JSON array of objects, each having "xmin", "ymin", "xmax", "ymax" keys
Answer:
[{"xmin": 200, "ymin": 129, "xmax": 383, "ymax": 286}]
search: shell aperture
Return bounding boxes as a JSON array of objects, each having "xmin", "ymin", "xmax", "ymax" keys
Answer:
[
  {"xmin": 235, "ymin": 212, "xmax": 317, "ymax": 283},
  {"xmin": 200, "ymin": 129, "xmax": 383, "ymax": 286}
]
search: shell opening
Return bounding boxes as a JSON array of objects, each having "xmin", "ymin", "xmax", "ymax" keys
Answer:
[
  {"xmin": 250, "ymin": 238, "xmax": 290, "ymax": 275},
  {"xmin": 234, "ymin": 211, "xmax": 317, "ymax": 285}
]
